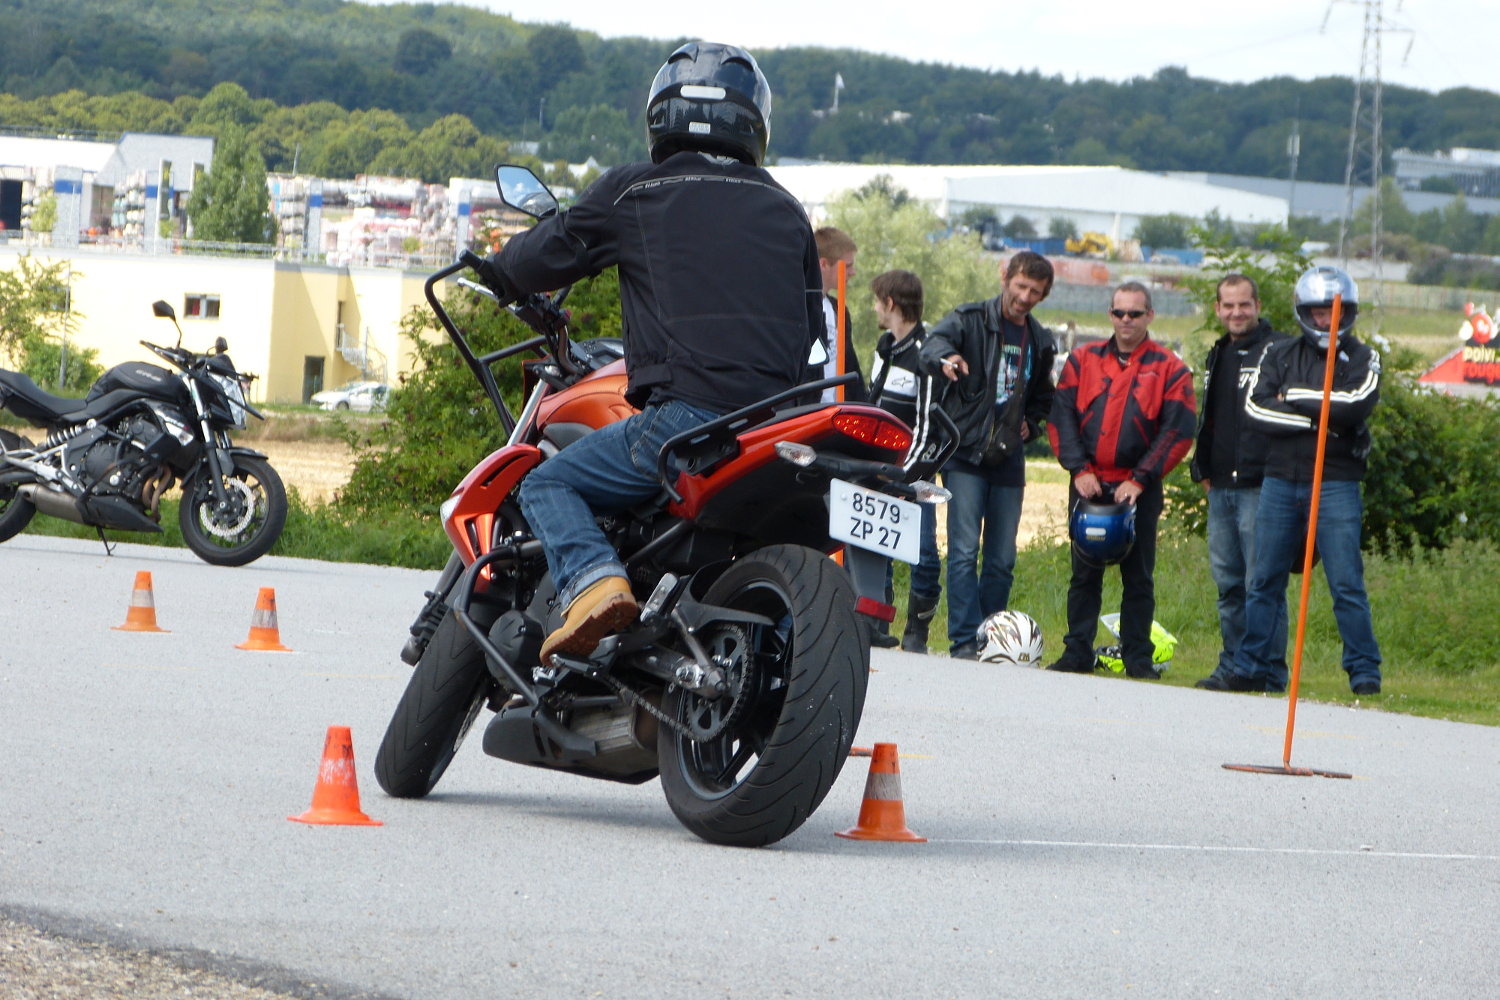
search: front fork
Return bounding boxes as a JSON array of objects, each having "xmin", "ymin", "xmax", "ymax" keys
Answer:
[{"xmin": 400, "ymin": 551, "xmax": 467, "ymax": 665}]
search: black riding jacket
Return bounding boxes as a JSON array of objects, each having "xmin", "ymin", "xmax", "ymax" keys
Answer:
[
  {"xmin": 492, "ymin": 152, "xmax": 824, "ymax": 414},
  {"xmin": 1246, "ymin": 331, "xmax": 1381, "ymax": 482},
  {"xmin": 918, "ymin": 296, "xmax": 1056, "ymax": 465},
  {"xmin": 1189, "ymin": 319, "xmax": 1290, "ymax": 488}
]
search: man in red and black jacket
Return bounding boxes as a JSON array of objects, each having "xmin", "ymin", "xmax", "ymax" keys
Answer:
[{"xmin": 1047, "ymin": 281, "xmax": 1196, "ymax": 678}]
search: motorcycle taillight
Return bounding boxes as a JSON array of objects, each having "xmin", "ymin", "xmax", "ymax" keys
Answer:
[{"xmin": 831, "ymin": 412, "xmax": 911, "ymax": 452}]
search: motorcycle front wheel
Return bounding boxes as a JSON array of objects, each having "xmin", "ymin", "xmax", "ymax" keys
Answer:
[
  {"xmin": 657, "ymin": 543, "xmax": 869, "ymax": 847},
  {"xmin": 375, "ymin": 606, "xmax": 495, "ymax": 798},
  {"xmin": 178, "ymin": 454, "xmax": 288, "ymax": 566}
]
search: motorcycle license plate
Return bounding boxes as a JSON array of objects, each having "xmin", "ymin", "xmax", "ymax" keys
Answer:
[{"xmin": 829, "ymin": 478, "xmax": 921, "ymax": 564}]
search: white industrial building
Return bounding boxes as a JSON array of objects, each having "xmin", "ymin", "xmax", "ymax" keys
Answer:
[{"xmin": 766, "ymin": 163, "xmax": 1289, "ymax": 243}]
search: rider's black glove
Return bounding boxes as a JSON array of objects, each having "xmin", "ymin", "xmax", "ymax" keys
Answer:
[{"xmin": 459, "ymin": 249, "xmax": 517, "ymax": 306}]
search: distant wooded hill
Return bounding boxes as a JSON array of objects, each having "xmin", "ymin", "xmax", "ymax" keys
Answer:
[{"xmin": 4, "ymin": 0, "xmax": 1499, "ymax": 182}]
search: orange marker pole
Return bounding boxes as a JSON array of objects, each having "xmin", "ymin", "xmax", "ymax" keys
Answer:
[
  {"xmin": 836, "ymin": 259, "xmax": 849, "ymax": 403},
  {"xmin": 1282, "ymin": 293, "xmax": 1343, "ymax": 768}
]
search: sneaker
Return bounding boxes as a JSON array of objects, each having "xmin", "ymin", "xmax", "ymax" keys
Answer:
[
  {"xmin": 539, "ymin": 576, "xmax": 639, "ymax": 665},
  {"xmin": 1045, "ymin": 657, "xmax": 1095, "ymax": 673},
  {"xmin": 1195, "ymin": 669, "xmax": 1266, "ymax": 692},
  {"xmin": 1124, "ymin": 661, "xmax": 1161, "ymax": 680},
  {"xmin": 949, "ymin": 640, "xmax": 979, "ymax": 660},
  {"xmin": 1351, "ymin": 679, "xmax": 1382, "ymax": 696}
]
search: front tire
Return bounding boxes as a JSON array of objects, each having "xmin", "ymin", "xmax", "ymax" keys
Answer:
[
  {"xmin": 376, "ymin": 607, "xmax": 496, "ymax": 798},
  {"xmin": 658, "ymin": 544, "xmax": 868, "ymax": 847},
  {"xmin": 178, "ymin": 454, "xmax": 287, "ymax": 566}
]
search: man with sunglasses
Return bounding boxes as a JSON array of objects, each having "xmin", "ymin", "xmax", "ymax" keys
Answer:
[{"xmin": 1047, "ymin": 281, "xmax": 1196, "ymax": 677}]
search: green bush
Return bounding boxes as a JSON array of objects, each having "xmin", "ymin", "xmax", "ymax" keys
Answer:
[
  {"xmin": 1362, "ymin": 375, "xmax": 1500, "ymax": 554},
  {"xmin": 336, "ymin": 267, "xmax": 623, "ymax": 517}
]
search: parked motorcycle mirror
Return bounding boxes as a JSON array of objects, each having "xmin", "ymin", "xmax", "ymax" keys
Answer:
[
  {"xmin": 495, "ymin": 165, "xmax": 559, "ymax": 219},
  {"xmin": 214, "ymin": 336, "xmax": 229, "ymax": 354},
  {"xmin": 151, "ymin": 299, "xmax": 185, "ymax": 349}
]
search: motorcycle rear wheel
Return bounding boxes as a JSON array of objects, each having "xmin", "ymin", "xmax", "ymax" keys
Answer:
[
  {"xmin": 375, "ymin": 607, "xmax": 495, "ymax": 798},
  {"xmin": 0, "ymin": 430, "xmax": 37, "ymax": 543},
  {"xmin": 178, "ymin": 454, "xmax": 287, "ymax": 566},
  {"xmin": 657, "ymin": 543, "xmax": 868, "ymax": 847}
]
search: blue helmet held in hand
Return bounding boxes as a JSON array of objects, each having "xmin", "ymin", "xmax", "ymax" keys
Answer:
[{"xmin": 1069, "ymin": 494, "xmax": 1136, "ymax": 567}]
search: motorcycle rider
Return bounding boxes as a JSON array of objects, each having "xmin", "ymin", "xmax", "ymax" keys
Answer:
[{"xmin": 481, "ymin": 42, "xmax": 826, "ymax": 665}]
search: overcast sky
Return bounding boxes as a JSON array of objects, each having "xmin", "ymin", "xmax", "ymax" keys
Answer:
[{"xmin": 425, "ymin": 0, "xmax": 1497, "ymax": 96}]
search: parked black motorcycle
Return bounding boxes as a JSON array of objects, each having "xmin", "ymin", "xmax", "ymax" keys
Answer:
[{"xmin": 0, "ymin": 300, "xmax": 287, "ymax": 566}]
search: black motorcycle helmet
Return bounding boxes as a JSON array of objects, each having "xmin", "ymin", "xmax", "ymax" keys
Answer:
[{"xmin": 646, "ymin": 41, "xmax": 772, "ymax": 166}]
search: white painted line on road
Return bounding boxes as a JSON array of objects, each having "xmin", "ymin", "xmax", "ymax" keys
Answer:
[{"xmin": 936, "ymin": 838, "xmax": 1500, "ymax": 861}]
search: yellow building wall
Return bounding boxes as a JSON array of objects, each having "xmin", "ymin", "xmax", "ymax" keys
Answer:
[{"xmin": 0, "ymin": 247, "xmax": 429, "ymax": 405}]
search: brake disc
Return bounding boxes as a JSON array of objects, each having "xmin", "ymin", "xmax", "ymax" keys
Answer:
[{"xmin": 197, "ymin": 477, "xmax": 256, "ymax": 538}]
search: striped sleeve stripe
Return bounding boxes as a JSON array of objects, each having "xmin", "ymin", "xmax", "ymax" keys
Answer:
[
  {"xmin": 1283, "ymin": 367, "xmax": 1379, "ymax": 406},
  {"xmin": 1244, "ymin": 364, "xmax": 1313, "ymax": 430}
]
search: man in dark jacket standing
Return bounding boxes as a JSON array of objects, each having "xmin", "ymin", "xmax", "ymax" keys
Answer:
[
  {"xmin": 1047, "ymin": 281, "xmax": 1196, "ymax": 678},
  {"xmin": 1192, "ymin": 274, "xmax": 1292, "ymax": 692},
  {"xmin": 1229, "ymin": 266, "xmax": 1382, "ymax": 695},
  {"xmin": 491, "ymin": 42, "xmax": 824, "ymax": 665},
  {"xmin": 921, "ymin": 251, "xmax": 1057, "ymax": 659}
]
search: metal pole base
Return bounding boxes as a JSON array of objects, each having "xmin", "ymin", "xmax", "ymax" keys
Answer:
[{"xmin": 1223, "ymin": 763, "xmax": 1353, "ymax": 779}]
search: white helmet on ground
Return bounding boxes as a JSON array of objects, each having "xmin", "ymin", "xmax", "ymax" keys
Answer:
[{"xmin": 977, "ymin": 610, "xmax": 1044, "ymax": 666}]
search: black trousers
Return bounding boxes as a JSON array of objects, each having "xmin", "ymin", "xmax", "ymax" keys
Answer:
[{"xmin": 1062, "ymin": 480, "xmax": 1163, "ymax": 669}]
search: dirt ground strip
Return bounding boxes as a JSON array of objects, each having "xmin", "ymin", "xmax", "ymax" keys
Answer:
[
  {"xmin": 253, "ymin": 440, "xmax": 1073, "ymax": 546},
  {"xmin": 0, "ymin": 915, "xmax": 307, "ymax": 1000}
]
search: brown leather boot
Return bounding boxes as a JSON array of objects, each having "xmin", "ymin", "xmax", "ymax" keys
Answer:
[{"xmin": 539, "ymin": 576, "xmax": 639, "ymax": 665}]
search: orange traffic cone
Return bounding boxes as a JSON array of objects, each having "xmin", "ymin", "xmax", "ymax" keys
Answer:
[
  {"xmin": 112, "ymin": 570, "xmax": 168, "ymax": 633},
  {"xmin": 288, "ymin": 725, "xmax": 382, "ymax": 826},
  {"xmin": 835, "ymin": 742, "xmax": 926, "ymax": 842},
  {"xmin": 235, "ymin": 586, "xmax": 292, "ymax": 651}
]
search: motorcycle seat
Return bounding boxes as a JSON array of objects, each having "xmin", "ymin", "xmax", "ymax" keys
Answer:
[{"xmin": 0, "ymin": 370, "xmax": 136, "ymax": 426}]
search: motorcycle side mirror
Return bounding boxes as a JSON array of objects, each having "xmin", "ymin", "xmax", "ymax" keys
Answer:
[
  {"xmin": 151, "ymin": 299, "xmax": 184, "ymax": 349},
  {"xmin": 808, "ymin": 336, "xmax": 829, "ymax": 367},
  {"xmin": 495, "ymin": 164, "xmax": 559, "ymax": 219},
  {"xmin": 214, "ymin": 336, "xmax": 229, "ymax": 354}
]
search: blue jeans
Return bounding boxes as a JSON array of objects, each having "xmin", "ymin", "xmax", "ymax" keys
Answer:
[
  {"xmin": 882, "ymin": 500, "xmax": 943, "ymax": 605},
  {"xmin": 517, "ymin": 400, "xmax": 719, "ymax": 609},
  {"xmin": 942, "ymin": 465, "xmax": 1024, "ymax": 645},
  {"xmin": 1207, "ymin": 486, "xmax": 1287, "ymax": 678},
  {"xmin": 1233, "ymin": 477, "xmax": 1381, "ymax": 690}
]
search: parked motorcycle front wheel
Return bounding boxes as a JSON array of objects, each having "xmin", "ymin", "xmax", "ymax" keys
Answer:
[
  {"xmin": 178, "ymin": 454, "xmax": 288, "ymax": 566},
  {"xmin": 657, "ymin": 543, "xmax": 869, "ymax": 847}
]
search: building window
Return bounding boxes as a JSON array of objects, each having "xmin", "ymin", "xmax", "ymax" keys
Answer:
[{"xmin": 184, "ymin": 293, "xmax": 220, "ymax": 319}]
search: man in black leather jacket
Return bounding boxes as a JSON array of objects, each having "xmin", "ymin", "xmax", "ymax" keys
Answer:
[
  {"xmin": 1191, "ymin": 274, "xmax": 1291, "ymax": 692},
  {"xmin": 919, "ymin": 251, "xmax": 1057, "ymax": 658},
  {"xmin": 488, "ymin": 42, "xmax": 825, "ymax": 665}
]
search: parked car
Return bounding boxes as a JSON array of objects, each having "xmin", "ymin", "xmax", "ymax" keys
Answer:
[{"xmin": 312, "ymin": 380, "xmax": 389, "ymax": 412}]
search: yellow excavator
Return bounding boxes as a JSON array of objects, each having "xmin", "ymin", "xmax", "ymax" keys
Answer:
[{"xmin": 1065, "ymin": 231, "xmax": 1115, "ymax": 257}]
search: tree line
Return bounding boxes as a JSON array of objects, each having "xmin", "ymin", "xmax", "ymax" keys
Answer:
[{"xmin": 5, "ymin": 0, "xmax": 1500, "ymax": 184}]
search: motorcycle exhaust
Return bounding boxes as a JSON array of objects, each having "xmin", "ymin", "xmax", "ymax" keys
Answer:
[{"xmin": 19, "ymin": 485, "xmax": 163, "ymax": 533}]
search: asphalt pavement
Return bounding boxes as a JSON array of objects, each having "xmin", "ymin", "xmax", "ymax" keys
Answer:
[{"xmin": 2, "ymin": 534, "xmax": 1497, "ymax": 999}]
